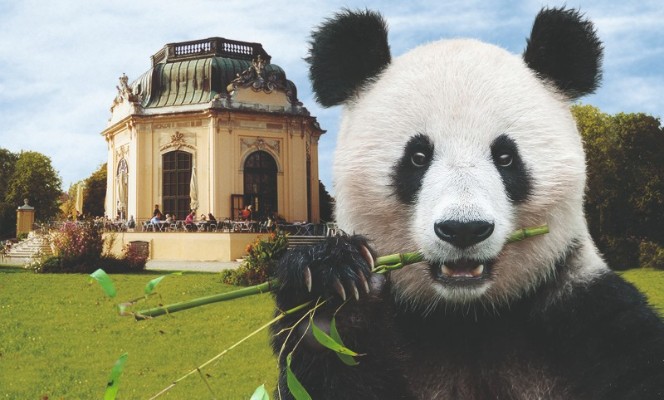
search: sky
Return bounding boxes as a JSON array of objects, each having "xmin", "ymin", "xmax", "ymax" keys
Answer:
[{"xmin": 0, "ymin": 0, "xmax": 662, "ymax": 196}]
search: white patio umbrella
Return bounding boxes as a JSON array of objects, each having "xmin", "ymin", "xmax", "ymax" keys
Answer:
[
  {"xmin": 189, "ymin": 166, "xmax": 199, "ymax": 211},
  {"xmin": 116, "ymin": 174, "xmax": 127, "ymax": 219}
]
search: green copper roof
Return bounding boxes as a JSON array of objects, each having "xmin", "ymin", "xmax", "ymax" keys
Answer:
[{"xmin": 129, "ymin": 38, "xmax": 294, "ymax": 109}]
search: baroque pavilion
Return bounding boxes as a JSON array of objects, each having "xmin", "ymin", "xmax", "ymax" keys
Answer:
[{"xmin": 101, "ymin": 37, "xmax": 325, "ymax": 224}]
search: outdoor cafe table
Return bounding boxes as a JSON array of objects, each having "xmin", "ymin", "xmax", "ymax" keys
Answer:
[
  {"xmin": 279, "ymin": 222, "xmax": 314, "ymax": 235},
  {"xmin": 231, "ymin": 220, "xmax": 256, "ymax": 232}
]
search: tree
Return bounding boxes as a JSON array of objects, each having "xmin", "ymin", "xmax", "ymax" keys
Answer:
[
  {"xmin": 572, "ymin": 105, "xmax": 664, "ymax": 268},
  {"xmin": 572, "ymin": 105, "xmax": 615, "ymax": 239},
  {"xmin": 4, "ymin": 151, "xmax": 62, "ymax": 222},
  {"xmin": 60, "ymin": 184, "xmax": 78, "ymax": 221},
  {"xmin": 0, "ymin": 149, "xmax": 19, "ymax": 238},
  {"xmin": 319, "ymin": 180, "xmax": 335, "ymax": 222},
  {"xmin": 611, "ymin": 113, "xmax": 664, "ymax": 243},
  {"xmin": 83, "ymin": 163, "xmax": 107, "ymax": 217}
]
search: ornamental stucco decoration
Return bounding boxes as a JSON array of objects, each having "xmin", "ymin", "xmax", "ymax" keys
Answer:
[
  {"xmin": 115, "ymin": 145, "xmax": 129, "ymax": 161},
  {"xmin": 113, "ymin": 73, "xmax": 141, "ymax": 105},
  {"xmin": 160, "ymin": 131, "xmax": 196, "ymax": 152},
  {"xmin": 240, "ymin": 136, "xmax": 280, "ymax": 155},
  {"xmin": 228, "ymin": 55, "xmax": 302, "ymax": 106}
]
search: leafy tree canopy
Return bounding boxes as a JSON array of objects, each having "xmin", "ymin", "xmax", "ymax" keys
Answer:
[
  {"xmin": 572, "ymin": 105, "xmax": 664, "ymax": 268},
  {"xmin": 4, "ymin": 151, "xmax": 62, "ymax": 221},
  {"xmin": 83, "ymin": 163, "xmax": 107, "ymax": 217}
]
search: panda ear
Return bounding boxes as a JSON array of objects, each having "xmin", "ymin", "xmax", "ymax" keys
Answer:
[
  {"xmin": 523, "ymin": 7, "xmax": 603, "ymax": 100},
  {"xmin": 307, "ymin": 9, "xmax": 391, "ymax": 107}
]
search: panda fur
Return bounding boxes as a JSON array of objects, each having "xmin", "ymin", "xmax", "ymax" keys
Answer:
[{"xmin": 271, "ymin": 8, "xmax": 664, "ymax": 400}]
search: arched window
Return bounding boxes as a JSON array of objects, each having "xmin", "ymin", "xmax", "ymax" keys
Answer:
[
  {"xmin": 162, "ymin": 150, "xmax": 192, "ymax": 220},
  {"xmin": 244, "ymin": 151, "xmax": 277, "ymax": 219},
  {"xmin": 116, "ymin": 159, "xmax": 128, "ymax": 219}
]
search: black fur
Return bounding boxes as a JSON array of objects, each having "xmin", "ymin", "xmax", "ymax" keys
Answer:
[
  {"xmin": 390, "ymin": 134, "xmax": 435, "ymax": 205},
  {"xmin": 273, "ymin": 239, "xmax": 664, "ymax": 399},
  {"xmin": 490, "ymin": 134, "xmax": 532, "ymax": 203},
  {"xmin": 523, "ymin": 7, "xmax": 603, "ymax": 99},
  {"xmin": 534, "ymin": 273, "xmax": 664, "ymax": 399},
  {"xmin": 307, "ymin": 9, "xmax": 391, "ymax": 107},
  {"xmin": 270, "ymin": 235, "xmax": 413, "ymax": 399}
]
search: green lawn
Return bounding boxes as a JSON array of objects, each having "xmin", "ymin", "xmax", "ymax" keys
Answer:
[
  {"xmin": 0, "ymin": 266, "xmax": 662, "ymax": 399},
  {"xmin": 0, "ymin": 267, "xmax": 278, "ymax": 399},
  {"xmin": 621, "ymin": 268, "xmax": 664, "ymax": 316}
]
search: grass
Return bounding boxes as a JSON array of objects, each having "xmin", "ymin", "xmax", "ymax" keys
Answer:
[
  {"xmin": 0, "ymin": 265, "xmax": 662, "ymax": 400},
  {"xmin": 620, "ymin": 268, "xmax": 664, "ymax": 316},
  {"xmin": 0, "ymin": 266, "xmax": 278, "ymax": 399}
]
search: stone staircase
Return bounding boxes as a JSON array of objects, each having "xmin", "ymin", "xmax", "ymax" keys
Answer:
[
  {"xmin": 286, "ymin": 235, "xmax": 327, "ymax": 250},
  {"xmin": 234, "ymin": 235, "xmax": 328, "ymax": 262},
  {"xmin": 1, "ymin": 232, "xmax": 53, "ymax": 265}
]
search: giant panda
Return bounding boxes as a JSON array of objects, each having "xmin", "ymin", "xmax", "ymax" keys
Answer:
[{"xmin": 271, "ymin": 7, "xmax": 664, "ymax": 400}]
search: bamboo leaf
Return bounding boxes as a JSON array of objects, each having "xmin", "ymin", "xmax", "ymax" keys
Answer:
[
  {"xmin": 310, "ymin": 318, "xmax": 359, "ymax": 356},
  {"xmin": 104, "ymin": 352, "xmax": 128, "ymax": 400},
  {"xmin": 144, "ymin": 275, "xmax": 166, "ymax": 295},
  {"xmin": 329, "ymin": 317, "xmax": 359, "ymax": 366},
  {"xmin": 286, "ymin": 353, "xmax": 312, "ymax": 400},
  {"xmin": 90, "ymin": 269, "xmax": 117, "ymax": 298},
  {"xmin": 250, "ymin": 384, "xmax": 270, "ymax": 400}
]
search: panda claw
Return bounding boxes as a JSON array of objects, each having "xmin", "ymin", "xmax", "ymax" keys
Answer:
[
  {"xmin": 359, "ymin": 244, "xmax": 375, "ymax": 269},
  {"xmin": 333, "ymin": 277, "xmax": 347, "ymax": 301},
  {"xmin": 350, "ymin": 281, "xmax": 360, "ymax": 301},
  {"xmin": 358, "ymin": 272, "xmax": 370, "ymax": 294},
  {"xmin": 303, "ymin": 267, "xmax": 312, "ymax": 292}
]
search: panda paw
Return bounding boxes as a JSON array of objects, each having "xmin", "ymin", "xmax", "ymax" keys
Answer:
[{"xmin": 274, "ymin": 234, "xmax": 375, "ymax": 306}]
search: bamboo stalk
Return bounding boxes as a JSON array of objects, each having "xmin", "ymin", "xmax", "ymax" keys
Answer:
[
  {"xmin": 506, "ymin": 224, "xmax": 549, "ymax": 243},
  {"xmin": 133, "ymin": 224, "xmax": 549, "ymax": 319},
  {"xmin": 135, "ymin": 280, "xmax": 276, "ymax": 319}
]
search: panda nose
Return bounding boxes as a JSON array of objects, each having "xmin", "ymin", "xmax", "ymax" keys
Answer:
[{"xmin": 434, "ymin": 220, "xmax": 495, "ymax": 248}]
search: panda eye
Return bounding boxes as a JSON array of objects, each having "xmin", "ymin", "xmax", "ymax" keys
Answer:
[
  {"xmin": 411, "ymin": 152, "xmax": 428, "ymax": 167},
  {"xmin": 496, "ymin": 153, "xmax": 513, "ymax": 167}
]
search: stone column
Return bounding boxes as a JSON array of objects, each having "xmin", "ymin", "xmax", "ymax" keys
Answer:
[{"xmin": 16, "ymin": 199, "xmax": 35, "ymax": 236}]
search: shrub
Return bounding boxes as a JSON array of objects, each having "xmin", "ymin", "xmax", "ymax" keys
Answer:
[
  {"xmin": 121, "ymin": 243, "xmax": 148, "ymax": 272},
  {"xmin": 221, "ymin": 231, "xmax": 289, "ymax": 286},
  {"xmin": 598, "ymin": 236, "xmax": 640, "ymax": 270},
  {"xmin": 51, "ymin": 222, "xmax": 103, "ymax": 266},
  {"xmin": 17, "ymin": 232, "xmax": 28, "ymax": 241},
  {"xmin": 38, "ymin": 222, "xmax": 146, "ymax": 273},
  {"xmin": 639, "ymin": 241, "xmax": 664, "ymax": 270}
]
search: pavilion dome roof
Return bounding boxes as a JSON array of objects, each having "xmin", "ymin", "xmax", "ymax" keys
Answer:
[{"xmin": 129, "ymin": 37, "xmax": 299, "ymax": 108}]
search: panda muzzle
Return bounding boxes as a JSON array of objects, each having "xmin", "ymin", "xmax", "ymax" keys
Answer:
[{"xmin": 434, "ymin": 259, "xmax": 490, "ymax": 280}]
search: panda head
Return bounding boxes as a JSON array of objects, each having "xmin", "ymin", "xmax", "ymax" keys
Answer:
[{"xmin": 309, "ymin": 8, "xmax": 604, "ymax": 312}]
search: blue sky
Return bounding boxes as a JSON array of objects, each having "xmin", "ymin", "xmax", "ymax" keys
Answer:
[{"xmin": 0, "ymin": 0, "xmax": 662, "ymax": 195}]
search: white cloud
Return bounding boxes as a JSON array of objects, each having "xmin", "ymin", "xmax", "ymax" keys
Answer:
[{"xmin": 0, "ymin": 0, "xmax": 662, "ymax": 195}]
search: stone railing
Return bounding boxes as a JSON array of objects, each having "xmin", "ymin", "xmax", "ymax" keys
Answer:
[{"xmin": 151, "ymin": 37, "xmax": 271, "ymax": 66}]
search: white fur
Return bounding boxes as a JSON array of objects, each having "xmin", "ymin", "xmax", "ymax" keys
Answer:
[{"xmin": 333, "ymin": 39, "xmax": 608, "ymax": 310}]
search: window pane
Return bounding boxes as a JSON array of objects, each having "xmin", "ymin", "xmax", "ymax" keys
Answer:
[{"xmin": 162, "ymin": 150, "xmax": 193, "ymax": 220}]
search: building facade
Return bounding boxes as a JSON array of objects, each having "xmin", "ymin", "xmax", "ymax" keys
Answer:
[{"xmin": 101, "ymin": 37, "xmax": 325, "ymax": 223}]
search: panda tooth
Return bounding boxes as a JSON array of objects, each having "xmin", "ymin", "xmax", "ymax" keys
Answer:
[
  {"xmin": 471, "ymin": 264, "xmax": 484, "ymax": 277},
  {"xmin": 441, "ymin": 264, "xmax": 453, "ymax": 277}
]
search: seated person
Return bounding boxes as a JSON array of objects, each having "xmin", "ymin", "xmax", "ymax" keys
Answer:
[
  {"xmin": 165, "ymin": 214, "xmax": 174, "ymax": 224},
  {"xmin": 208, "ymin": 213, "xmax": 217, "ymax": 222},
  {"xmin": 197, "ymin": 214, "xmax": 208, "ymax": 229},
  {"xmin": 184, "ymin": 211, "xmax": 196, "ymax": 230},
  {"xmin": 240, "ymin": 205, "xmax": 252, "ymax": 221},
  {"xmin": 150, "ymin": 212, "xmax": 162, "ymax": 225},
  {"xmin": 126, "ymin": 215, "xmax": 136, "ymax": 229}
]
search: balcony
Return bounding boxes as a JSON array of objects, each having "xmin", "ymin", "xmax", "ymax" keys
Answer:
[{"xmin": 151, "ymin": 37, "xmax": 271, "ymax": 66}]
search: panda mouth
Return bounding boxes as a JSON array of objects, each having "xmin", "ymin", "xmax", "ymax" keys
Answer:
[{"xmin": 430, "ymin": 259, "xmax": 493, "ymax": 285}]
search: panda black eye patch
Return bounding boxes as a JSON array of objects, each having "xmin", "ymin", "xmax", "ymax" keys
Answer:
[
  {"xmin": 391, "ymin": 133, "xmax": 434, "ymax": 204},
  {"xmin": 490, "ymin": 134, "xmax": 532, "ymax": 203}
]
